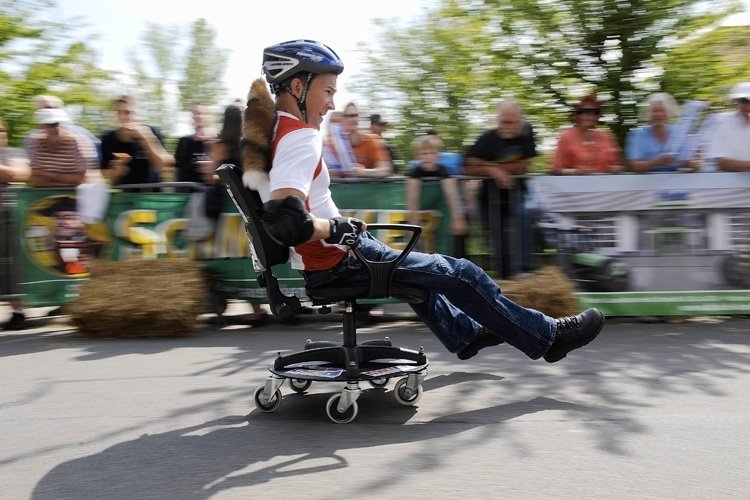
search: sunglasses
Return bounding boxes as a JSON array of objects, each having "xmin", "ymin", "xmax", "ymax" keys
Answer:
[
  {"xmin": 576, "ymin": 108, "xmax": 600, "ymax": 116},
  {"xmin": 343, "ymin": 113, "xmax": 359, "ymax": 118}
]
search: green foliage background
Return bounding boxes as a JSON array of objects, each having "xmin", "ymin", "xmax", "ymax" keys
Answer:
[{"xmin": 2, "ymin": 0, "xmax": 749, "ymax": 169}]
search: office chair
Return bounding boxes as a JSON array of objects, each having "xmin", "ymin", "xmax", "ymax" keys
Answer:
[{"xmin": 216, "ymin": 164, "xmax": 429, "ymax": 423}]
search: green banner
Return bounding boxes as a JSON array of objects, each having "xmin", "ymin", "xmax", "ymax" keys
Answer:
[
  {"xmin": 11, "ymin": 181, "xmax": 452, "ymax": 307},
  {"xmin": 16, "ymin": 178, "xmax": 747, "ymax": 316}
]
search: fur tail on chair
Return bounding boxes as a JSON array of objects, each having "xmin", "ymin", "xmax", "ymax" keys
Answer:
[{"xmin": 241, "ymin": 78, "xmax": 276, "ymax": 191}]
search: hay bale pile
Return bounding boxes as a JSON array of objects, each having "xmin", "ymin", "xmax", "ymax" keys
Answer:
[
  {"xmin": 69, "ymin": 259, "xmax": 207, "ymax": 338},
  {"xmin": 498, "ymin": 266, "xmax": 579, "ymax": 318}
]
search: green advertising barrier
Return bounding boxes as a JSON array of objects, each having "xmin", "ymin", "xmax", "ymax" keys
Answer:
[
  {"xmin": 530, "ymin": 172, "xmax": 750, "ymax": 316},
  {"xmin": 207, "ymin": 178, "xmax": 454, "ymax": 303},
  {"xmin": 12, "ymin": 180, "xmax": 452, "ymax": 307},
  {"xmin": 14, "ymin": 188, "xmax": 90, "ymax": 306},
  {"xmin": 14, "ymin": 174, "xmax": 750, "ymax": 316}
]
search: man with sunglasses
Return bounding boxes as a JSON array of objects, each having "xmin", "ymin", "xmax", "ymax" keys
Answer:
[{"xmin": 707, "ymin": 82, "xmax": 750, "ymax": 172}]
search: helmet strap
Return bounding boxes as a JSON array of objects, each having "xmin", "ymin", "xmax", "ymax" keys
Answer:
[{"xmin": 285, "ymin": 73, "xmax": 314, "ymax": 123}]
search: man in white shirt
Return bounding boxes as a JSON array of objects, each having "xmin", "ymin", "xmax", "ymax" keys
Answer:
[{"xmin": 707, "ymin": 82, "xmax": 750, "ymax": 172}]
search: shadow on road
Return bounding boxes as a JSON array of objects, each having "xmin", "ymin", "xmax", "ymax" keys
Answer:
[{"xmin": 30, "ymin": 395, "xmax": 585, "ymax": 500}]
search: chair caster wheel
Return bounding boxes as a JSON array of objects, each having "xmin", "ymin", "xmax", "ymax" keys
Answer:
[
  {"xmin": 288, "ymin": 378, "xmax": 312, "ymax": 393},
  {"xmin": 368, "ymin": 378, "xmax": 389, "ymax": 388},
  {"xmin": 393, "ymin": 377, "xmax": 423, "ymax": 406},
  {"xmin": 325, "ymin": 394, "xmax": 358, "ymax": 424},
  {"xmin": 254, "ymin": 385, "xmax": 282, "ymax": 412}
]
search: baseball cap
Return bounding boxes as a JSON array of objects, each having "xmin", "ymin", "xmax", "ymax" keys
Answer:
[
  {"xmin": 35, "ymin": 108, "xmax": 70, "ymax": 125},
  {"xmin": 369, "ymin": 113, "xmax": 388, "ymax": 126},
  {"xmin": 728, "ymin": 82, "xmax": 750, "ymax": 101}
]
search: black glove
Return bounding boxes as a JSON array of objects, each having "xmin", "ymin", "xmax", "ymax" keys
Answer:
[{"xmin": 325, "ymin": 216, "xmax": 365, "ymax": 246}]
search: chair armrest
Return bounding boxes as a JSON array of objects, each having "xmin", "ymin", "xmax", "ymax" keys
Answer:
[{"xmin": 350, "ymin": 224, "xmax": 422, "ymax": 298}]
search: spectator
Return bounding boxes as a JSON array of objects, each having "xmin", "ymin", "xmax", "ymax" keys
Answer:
[
  {"xmin": 100, "ymin": 96, "xmax": 173, "ymax": 186},
  {"xmin": 341, "ymin": 102, "xmax": 393, "ymax": 178},
  {"xmin": 408, "ymin": 129, "xmax": 463, "ymax": 175},
  {"xmin": 256, "ymin": 38, "xmax": 604, "ymax": 363},
  {"xmin": 406, "ymin": 134, "xmax": 467, "ymax": 256},
  {"xmin": 26, "ymin": 95, "xmax": 101, "ymax": 171},
  {"xmin": 464, "ymin": 100, "xmax": 536, "ymax": 275},
  {"xmin": 209, "ymin": 104, "xmax": 268, "ymax": 322},
  {"xmin": 369, "ymin": 113, "xmax": 398, "ymax": 165},
  {"xmin": 1, "ymin": 116, "xmax": 29, "ymax": 330},
  {"xmin": 27, "ymin": 108, "xmax": 88, "ymax": 188},
  {"xmin": 323, "ymin": 110, "xmax": 357, "ymax": 177},
  {"xmin": 626, "ymin": 92, "xmax": 699, "ymax": 173},
  {"xmin": 174, "ymin": 102, "xmax": 214, "ymax": 184},
  {"xmin": 706, "ymin": 82, "xmax": 750, "ymax": 172},
  {"xmin": 205, "ymin": 105, "xmax": 243, "ymax": 218},
  {"xmin": 552, "ymin": 94, "xmax": 623, "ymax": 175}
]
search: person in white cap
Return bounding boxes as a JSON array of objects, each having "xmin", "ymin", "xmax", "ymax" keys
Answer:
[
  {"xmin": 25, "ymin": 95, "xmax": 101, "ymax": 169},
  {"xmin": 26, "ymin": 108, "xmax": 88, "ymax": 187},
  {"xmin": 706, "ymin": 82, "xmax": 750, "ymax": 172}
]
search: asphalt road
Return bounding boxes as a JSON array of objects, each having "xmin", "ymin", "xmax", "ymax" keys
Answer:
[{"xmin": 1, "ymin": 307, "xmax": 749, "ymax": 500}]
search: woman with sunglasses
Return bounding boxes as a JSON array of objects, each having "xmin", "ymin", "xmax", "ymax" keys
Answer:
[{"xmin": 552, "ymin": 94, "xmax": 623, "ymax": 175}]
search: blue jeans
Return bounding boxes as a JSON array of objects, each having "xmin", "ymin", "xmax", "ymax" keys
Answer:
[{"xmin": 303, "ymin": 234, "xmax": 556, "ymax": 359}]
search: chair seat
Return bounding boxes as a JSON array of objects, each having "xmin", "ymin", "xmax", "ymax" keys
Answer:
[{"xmin": 306, "ymin": 281, "xmax": 427, "ymax": 304}]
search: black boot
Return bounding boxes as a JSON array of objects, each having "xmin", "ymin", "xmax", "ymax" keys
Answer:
[{"xmin": 544, "ymin": 308, "xmax": 605, "ymax": 363}]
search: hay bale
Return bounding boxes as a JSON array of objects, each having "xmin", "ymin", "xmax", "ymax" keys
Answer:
[
  {"xmin": 68, "ymin": 259, "xmax": 207, "ymax": 338},
  {"xmin": 498, "ymin": 266, "xmax": 579, "ymax": 318}
]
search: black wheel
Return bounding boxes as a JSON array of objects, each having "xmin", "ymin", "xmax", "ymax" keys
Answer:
[
  {"xmin": 325, "ymin": 394, "xmax": 358, "ymax": 424},
  {"xmin": 288, "ymin": 378, "xmax": 312, "ymax": 393},
  {"xmin": 593, "ymin": 258, "xmax": 629, "ymax": 292},
  {"xmin": 393, "ymin": 378, "xmax": 423, "ymax": 406},
  {"xmin": 253, "ymin": 385, "xmax": 282, "ymax": 412},
  {"xmin": 368, "ymin": 378, "xmax": 389, "ymax": 388}
]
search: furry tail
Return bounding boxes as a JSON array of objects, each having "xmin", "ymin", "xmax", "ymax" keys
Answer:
[{"xmin": 242, "ymin": 78, "xmax": 276, "ymax": 190}]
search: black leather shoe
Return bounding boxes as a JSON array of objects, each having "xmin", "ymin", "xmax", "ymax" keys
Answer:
[
  {"xmin": 544, "ymin": 308, "xmax": 604, "ymax": 363},
  {"xmin": 457, "ymin": 328, "xmax": 505, "ymax": 360},
  {"xmin": 2, "ymin": 312, "xmax": 27, "ymax": 331}
]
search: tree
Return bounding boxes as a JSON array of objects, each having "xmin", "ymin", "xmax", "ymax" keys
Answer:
[
  {"xmin": 484, "ymin": 0, "xmax": 739, "ymax": 143},
  {"xmin": 127, "ymin": 22, "xmax": 181, "ymax": 135},
  {"xmin": 0, "ymin": 0, "xmax": 111, "ymax": 146},
  {"xmin": 358, "ymin": 0, "xmax": 741, "ymax": 162},
  {"xmin": 660, "ymin": 24, "xmax": 750, "ymax": 106},
  {"xmin": 353, "ymin": 3, "xmax": 511, "ymax": 161},
  {"xmin": 178, "ymin": 18, "xmax": 227, "ymax": 111}
]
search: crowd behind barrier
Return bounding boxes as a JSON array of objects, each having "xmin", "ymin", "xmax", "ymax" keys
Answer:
[{"xmin": 3, "ymin": 83, "xmax": 750, "ymax": 329}]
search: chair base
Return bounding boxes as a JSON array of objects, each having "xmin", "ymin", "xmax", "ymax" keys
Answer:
[
  {"xmin": 254, "ymin": 329, "xmax": 429, "ymax": 423},
  {"xmin": 271, "ymin": 343, "xmax": 427, "ymax": 382}
]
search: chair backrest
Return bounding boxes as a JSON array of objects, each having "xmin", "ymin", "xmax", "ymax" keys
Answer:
[
  {"xmin": 216, "ymin": 163, "xmax": 302, "ymax": 318},
  {"xmin": 216, "ymin": 164, "xmax": 288, "ymax": 269}
]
